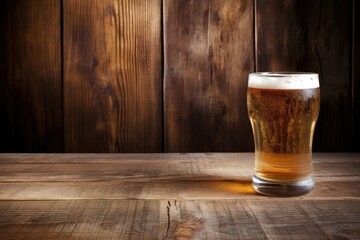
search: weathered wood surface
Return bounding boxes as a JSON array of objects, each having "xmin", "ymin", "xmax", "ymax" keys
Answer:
[
  {"xmin": 1, "ymin": 0, "xmax": 358, "ymax": 153},
  {"xmin": 0, "ymin": 0, "xmax": 63, "ymax": 152},
  {"xmin": 0, "ymin": 153, "xmax": 359, "ymax": 239},
  {"xmin": 255, "ymin": 0, "xmax": 353, "ymax": 152},
  {"xmin": 164, "ymin": 0, "xmax": 255, "ymax": 152},
  {"xmin": 0, "ymin": 199, "xmax": 358, "ymax": 240},
  {"xmin": 64, "ymin": 0, "xmax": 163, "ymax": 152}
]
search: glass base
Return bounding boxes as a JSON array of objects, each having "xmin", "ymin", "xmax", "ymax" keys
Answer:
[{"xmin": 252, "ymin": 174, "xmax": 314, "ymax": 197}]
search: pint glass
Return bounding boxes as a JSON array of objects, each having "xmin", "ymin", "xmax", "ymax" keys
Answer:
[{"xmin": 247, "ymin": 72, "xmax": 320, "ymax": 196}]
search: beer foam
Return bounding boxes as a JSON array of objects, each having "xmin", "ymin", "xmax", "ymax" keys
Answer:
[{"xmin": 248, "ymin": 72, "xmax": 319, "ymax": 89}]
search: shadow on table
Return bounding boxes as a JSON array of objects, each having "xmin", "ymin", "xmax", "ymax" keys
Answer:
[{"xmin": 135, "ymin": 173, "xmax": 257, "ymax": 196}]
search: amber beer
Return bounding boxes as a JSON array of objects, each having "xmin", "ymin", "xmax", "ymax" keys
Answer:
[{"xmin": 247, "ymin": 72, "xmax": 320, "ymax": 196}]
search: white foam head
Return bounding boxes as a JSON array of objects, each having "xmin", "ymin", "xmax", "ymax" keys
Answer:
[{"xmin": 248, "ymin": 72, "xmax": 319, "ymax": 89}]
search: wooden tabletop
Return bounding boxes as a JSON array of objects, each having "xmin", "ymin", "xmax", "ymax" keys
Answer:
[{"xmin": 0, "ymin": 153, "xmax": 359, "ymax": 239}]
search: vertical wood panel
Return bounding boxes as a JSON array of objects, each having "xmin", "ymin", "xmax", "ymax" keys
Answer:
[
  {"xmin": 64, "ymin": 0, "xmax": 162, "ymax": 152},
  {"xmin": 164, "ymin": 0, "xmax": 255, "ymax": 152},
  {"xmin": 255, "ymin": 0, "xmax": 352, "ymax": 152},
  {"xmin": 0, "ymin": 0, "xmax": 62, "ymax": 152},
  {"xmin": 353, "ymin": 0, "xmax": 360, "ymax": 151},
  {"xmin": 0, "ymin": 0, "xmax": 355, "ymax": 153}
]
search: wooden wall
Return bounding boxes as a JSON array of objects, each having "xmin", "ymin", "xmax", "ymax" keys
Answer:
[
  {"xmin": 0, "ymin": 0, "xmax": 358, "ymax": 153},
  {"xmin": 0, "ymin": 0, "xmax": 63, "ymax": 152},
  {"xmin": 63, "ymin": 0, "xmax": 163, "ymax": 152}
]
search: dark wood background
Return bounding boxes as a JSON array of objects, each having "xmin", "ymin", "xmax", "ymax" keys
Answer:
[{"xmin": 0, "ymin": 0, "xmax": 358, "ymax": 153}]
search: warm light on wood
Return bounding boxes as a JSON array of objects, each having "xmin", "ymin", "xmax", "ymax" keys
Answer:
[{"xmin": 0, "ymin": 153, "xmax": 359, "ymax": 239}]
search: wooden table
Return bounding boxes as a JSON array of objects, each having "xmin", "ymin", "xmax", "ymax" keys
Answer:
[{"xmin": 0, "ymin": 153, "xmax": 359, "ymax": 239}]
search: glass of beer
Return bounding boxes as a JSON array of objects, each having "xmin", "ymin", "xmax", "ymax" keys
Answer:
[{"xmin": 247, "ymin": 72, "xmax": 320, "ymax": 196}]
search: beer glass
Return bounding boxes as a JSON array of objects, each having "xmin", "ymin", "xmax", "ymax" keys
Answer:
[{"xmin": 247, "ymin": 72, "xmax": 320, "ymax": 196}]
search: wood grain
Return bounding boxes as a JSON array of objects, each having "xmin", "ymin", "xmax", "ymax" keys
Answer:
[
  {"xmin": 0, "ymin": 199, "xmax": 358, "ymax": 239},
  {"xmin": 0, "ymin": 153, "xmax": 359, "ymax": 239},
  {"xmin": 0, "ymin": 0, "xmax": 62, "ymax": 152},
  {"xmin": 255, "ymin": 0, "xmax": 353, "ymax": 152},
  {"xmin": 0, "ymin": 179, "xmax": 359, "ymax": 201},
  {"xmin": 164, "ymin": 0, "xmax": 255, "ymax": 152},
  {"xmin": 0, "ymin": 153, "xmax": 358, "ymax": 200},
  {"xmin": 0, "ymin": 0, "xmax": 357, "ymax": 153},
  {"xmin": 63, "ymin": 0, "xmax": 163, "ymax": 152}
]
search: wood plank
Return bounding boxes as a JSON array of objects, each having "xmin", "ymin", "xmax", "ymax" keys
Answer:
[
  {"xmin": 0, "ymin": 180, "xmax": 359, "ymax": 201},
  {"xmin": 164, "ymin": 0, "xmax": 255, "ymax": 152},
  {"xmin": 255, "ymin": 0, "xmax": 353, "ymax": 152},
  {"xmin": 63, "ymin": 0, "xmax": 163, "ymax": 152},
  {"xmin": 0, "ymin": 0, "xmax": 62, "ymax": 152},
  {"xmin": 0, "ymin": 153, "xmax": 359, "ymax": 164},
  {"xmin": 0, "ymin": 200, "xmax": 358, "ymax": 239},
  {"xmin": 0, "ymin": 153, "xmax": 358, "ymax": 200},
  {"xmin": 353, "ymin": 0, "xmax": 360, "ymax": 151},
  {"xmin": 0, "ymin": 154, "xmax": 359, "ymax": 181}
]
